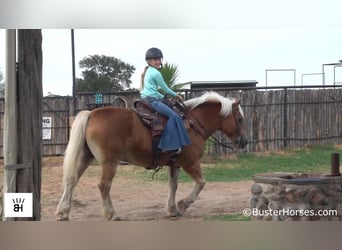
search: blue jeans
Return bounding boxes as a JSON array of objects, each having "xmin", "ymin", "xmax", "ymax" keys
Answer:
[{"xmin": 143, "ymin": 97, "xmax": 191, "ymax": 151}]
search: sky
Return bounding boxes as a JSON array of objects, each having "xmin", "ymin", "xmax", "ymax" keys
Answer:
[{"xmin": 1, "ymin": 1, "xmax": 342, "ymax": 96}]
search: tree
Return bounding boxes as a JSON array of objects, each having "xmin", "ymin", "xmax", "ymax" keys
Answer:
[
  {"xmin": 159, "ymin": 62, "xmax": 187, "ymax": 93},
  {"xmin": 76, "ymin": 55, "xmax": 135, "ymax": 93}
]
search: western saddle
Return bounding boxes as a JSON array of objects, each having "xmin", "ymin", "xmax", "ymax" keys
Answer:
[{"xmin": 133, "ymin": 97, "xmax": 190, "ymax": 170}]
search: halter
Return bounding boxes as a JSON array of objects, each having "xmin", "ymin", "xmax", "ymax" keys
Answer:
[{"xmin": 178, "ymin": 100, "xmax": 242, "ymax": 149}]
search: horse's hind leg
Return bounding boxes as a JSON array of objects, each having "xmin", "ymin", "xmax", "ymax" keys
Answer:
[
  {"xmin": 167, "ymin": 166, "xmax": 182, "ymax": 217},
  {"xmin": 56, "ymin": 176, "xmax": 76, "ymax": 221},
  {"xmin": 56, "ymin": 153, "xmax": 93, "ymax": 221},
  {"xmin": 177, "ymin": 161, "xmax": 206, "ymax": 215},
  {"xmin": 98, "ymin": 162, "xmax": 120, "ymax": 221}
]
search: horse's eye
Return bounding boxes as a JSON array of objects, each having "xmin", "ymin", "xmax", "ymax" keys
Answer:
[{"xmin": 237, "ymin": 117, "xmax": 243, "ymax": 123}]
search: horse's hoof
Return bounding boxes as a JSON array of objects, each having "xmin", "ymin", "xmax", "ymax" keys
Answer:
[
  {"xmin": 177, "ymin": 200, "xmax": 189, "ymax": 214},
  {"xmin": 167, "ymin": 210, "xmax": 183, "ymax": 218},
  {"xmin": 56, "ymin": 214, "xmax": 69, "ymax": 221},
  {"xmin": 167, "ymin": 205, "xmax": 182, "ymax": 218},
  {"xmin": 112, "ymin": 216, "xmax": 122, "ymax": 221}
]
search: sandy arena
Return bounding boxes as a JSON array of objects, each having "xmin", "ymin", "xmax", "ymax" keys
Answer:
[{"xmin": 40, "ymin": 159, "xmax": 251, "ymax": 221}]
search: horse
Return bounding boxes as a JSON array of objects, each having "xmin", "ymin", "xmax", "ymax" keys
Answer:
[{"xmin": 55, "ymin": 91, "xmax": 248, "ymax": 221}]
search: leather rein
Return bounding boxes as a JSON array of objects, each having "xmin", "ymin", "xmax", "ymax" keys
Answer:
[{"xmin": 177, "ymin": 100, "xmax": 238, "ymax": 150}]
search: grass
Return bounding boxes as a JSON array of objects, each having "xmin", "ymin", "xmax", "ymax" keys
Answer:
[
  {"xmin": 202, "ymin": 144, "xmax": 341, "ymax": 182},
  {"xmin": 203, "ymin": 214, "xmax": 251, "ymax": 221},
  {"xmin": 117, "ymin": 144, "xmax": 342, "ymax": 183}
]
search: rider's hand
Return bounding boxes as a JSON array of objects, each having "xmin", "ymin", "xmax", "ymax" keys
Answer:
[{"xmin": 176, "ymin": 94, "xmax": 183, "ymax": 102}]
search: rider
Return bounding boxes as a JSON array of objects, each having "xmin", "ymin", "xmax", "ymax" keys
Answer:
[{"xmin": 140, "ymin": 47, "xmax": 191, "ymax": 154}]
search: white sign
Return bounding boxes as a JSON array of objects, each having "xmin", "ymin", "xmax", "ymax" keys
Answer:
[
  {"xmin": 4, "ymin": 193, "xmax": 33, "ymax": 218},
  {"xmin": 42, "ymin": 116, "xmax": 52, "ymax": 140}
]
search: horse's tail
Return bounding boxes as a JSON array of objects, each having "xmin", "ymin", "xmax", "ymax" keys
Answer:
[{"xmin": 63, "ymin": 110, "xmax": 91, "ymax": 185}]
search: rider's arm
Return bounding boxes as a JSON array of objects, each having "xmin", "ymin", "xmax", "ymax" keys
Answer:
[{"xmin": 154, "ymin": 70, "xmax": 177, "ymax": 98}]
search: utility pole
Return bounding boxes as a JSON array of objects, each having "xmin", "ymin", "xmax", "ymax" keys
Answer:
[{"xmin": 71, "ymin": 29, "xmax": 77, "ymax": 115}]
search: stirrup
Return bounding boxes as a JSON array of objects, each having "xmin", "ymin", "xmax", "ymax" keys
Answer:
[
  {"xmin": 162, "ymin": 148, "xmax": 182, "ymax": 155},
  {"xmin": 144, "ymin": 157, "xmax": 161, "ymax": 170},
  {"xmin": 144, "ymin": 164, "xmax": 159, "ymax": 170}
]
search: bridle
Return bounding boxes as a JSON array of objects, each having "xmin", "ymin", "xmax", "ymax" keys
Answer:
[{"xmin": 177, "ymin": 100, "xmax": 242, "ymax": 150}]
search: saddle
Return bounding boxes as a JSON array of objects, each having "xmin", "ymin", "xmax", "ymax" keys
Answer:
[
  {"xmin": 132, "ymin": 97, "xmax": 190, "ymax": 170},
  {"xmin": 133, "ymin": 97, "xmax": 190, "ymax": 135}
]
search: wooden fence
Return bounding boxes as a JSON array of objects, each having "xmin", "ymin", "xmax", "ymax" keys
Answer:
[
  {"xmin": 190, "ymin": 87, "xmax": 342, "ymax": 154},
  {"xmin": 0, "ymin": 87, "xmax": 341, "ymax": 157}
]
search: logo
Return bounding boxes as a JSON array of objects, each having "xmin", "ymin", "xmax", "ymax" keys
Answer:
[{"xmin": 4, "ymin": 193, "xmax": 33, "ymax": 218}]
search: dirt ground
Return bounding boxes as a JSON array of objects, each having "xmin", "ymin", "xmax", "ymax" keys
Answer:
[{"xmin": 41, "ymin": 161, "xmax": 252, "ymax": 221}]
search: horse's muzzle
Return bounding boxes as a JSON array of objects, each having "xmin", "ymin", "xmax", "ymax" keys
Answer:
[{"xmin": 234, "ymin": 136, "xmax": 248, "ymax": 149}]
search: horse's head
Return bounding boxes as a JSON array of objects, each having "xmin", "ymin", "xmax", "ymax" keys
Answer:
[
  {"xmin": 184, "ymin": 92, "xmax": 248, "ymax": 149},
  {"xmin": 220, "ymin": 99, "xmax": 248, "ymax": 149}
]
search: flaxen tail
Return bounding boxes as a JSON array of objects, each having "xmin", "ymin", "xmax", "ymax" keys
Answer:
[{"xmin": 63, "ymin": 110, "xmax": 91, "ymax": 185}]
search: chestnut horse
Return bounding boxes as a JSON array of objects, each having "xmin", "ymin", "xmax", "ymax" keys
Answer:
[{"xmin": 56, "ymin": 92, "xmax": 248, "ymax": 221}]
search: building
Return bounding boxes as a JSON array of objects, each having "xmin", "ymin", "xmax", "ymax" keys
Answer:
[{"xmin": 186, "ymin": 80, "xmax": 258, "ymax": 90}]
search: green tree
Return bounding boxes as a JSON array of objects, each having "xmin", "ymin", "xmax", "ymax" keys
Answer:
[{"xmin": 76, "ymin": 55, "xmax": 136, "ymax": 93}]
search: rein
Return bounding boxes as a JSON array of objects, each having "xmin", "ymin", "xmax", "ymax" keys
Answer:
[
  {"xmin": 207, "ymin": 135, "xmax": 235, "ymax": 150},
  {"xmin": 177, "ymin": 100, "xmax": 236, "ymax": 149}
]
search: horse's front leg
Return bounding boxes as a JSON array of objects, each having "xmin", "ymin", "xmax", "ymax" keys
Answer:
[
  {"xmin": 177, "ymin": 161, "xmax": 206, "ymax": 215},
  {"xmin": 167, "ymin": 166, "xmax": 182, "ymax": 217}
]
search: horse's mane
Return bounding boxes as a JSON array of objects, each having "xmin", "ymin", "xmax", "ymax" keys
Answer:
[{"xmin": 184, "ymin": 91, "xmax": 243, "ymax": 118}]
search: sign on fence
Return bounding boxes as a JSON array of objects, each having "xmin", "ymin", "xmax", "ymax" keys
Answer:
[{"xmin": 42, "ymin": 116, "xmax": 52, "ymax": 140}]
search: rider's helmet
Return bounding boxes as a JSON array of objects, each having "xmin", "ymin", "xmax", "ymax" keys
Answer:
[{"xmin": 145, "ymin": 47, "xmax": 163, "ymax": 60}]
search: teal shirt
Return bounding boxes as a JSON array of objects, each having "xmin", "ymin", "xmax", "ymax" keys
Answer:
[{"xmin": 141, "ymin": 66, "xmax": 177, "ymax": 99}]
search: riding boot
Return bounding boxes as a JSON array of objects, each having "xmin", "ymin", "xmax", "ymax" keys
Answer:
[{"xmin": 145, "ymin": 135, "xmax": 161, "ymax": 170}]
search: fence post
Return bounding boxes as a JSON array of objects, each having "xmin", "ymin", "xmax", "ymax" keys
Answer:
[
  {"xmin": 15, "ymin": 29, "xmax": 43, "ymax": 220},
  {"xmin": 283, "ymin": 88, "xmax": 288, "ymax": 148},
  {"xmin": 3, "ymin": 29, "xmax": 17, "ymax": 221},
  {"xmin": 331, "ymin": 153, "xmax": 340, "ymax": 176}
]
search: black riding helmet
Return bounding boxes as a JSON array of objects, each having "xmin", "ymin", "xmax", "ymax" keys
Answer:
[{"xmin": 145, "ymin": 47, "xmax": 163, "ymax": 60}]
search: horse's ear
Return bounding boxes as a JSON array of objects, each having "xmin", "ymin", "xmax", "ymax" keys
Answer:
[{"xmin": 234, "ymin": 99, "xmax": 241, "ymax": 106}]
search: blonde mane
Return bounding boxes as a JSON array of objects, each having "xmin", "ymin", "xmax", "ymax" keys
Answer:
[{"xmin": 184, "ymin": 92, "xmax": 243, "ymax": 118}]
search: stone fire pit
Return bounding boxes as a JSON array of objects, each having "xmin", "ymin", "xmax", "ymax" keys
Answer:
[{"xmin": 250, "ymin": 172, "xmax": 342, "ymax": 221}]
